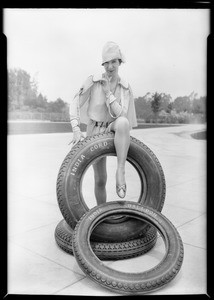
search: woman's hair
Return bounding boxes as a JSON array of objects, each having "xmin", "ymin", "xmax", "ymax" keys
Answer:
[{"xmin": 103, "ymin": 58, "xmax": 122, "ymax": 66}]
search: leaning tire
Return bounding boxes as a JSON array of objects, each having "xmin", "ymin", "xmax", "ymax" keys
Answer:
[
  {"xmin": 57, "ymin": 133, "xmax": 166, "ymax": 242},
  {"xmin": 54, "ymin": 219, "xmax": 157, "ymax": 260},
  {"xmin": 72, "ymin": 201, "xmax": 184, "ymax": 295}
]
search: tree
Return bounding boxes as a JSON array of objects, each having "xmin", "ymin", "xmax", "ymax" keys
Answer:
[
  {"xmin": 8, "ymin": 68, "xmax": 38, "ymax": 110},
  {"xmin": 46, "ymin": 98, "xmax": 68, "ymax": 113},
  {"xmin": 159, "ymin": 93, "xmax": 172, "ymax": 111},
  {"xmin": 25, "ymin": 93, "xmax": 48, "ymax": 111},
  {"xmin": 166, "ymin": 102, "xmax": 173, "ymax": 113},
  {"xmin": 134, "ymin": 94, "xmax": 153, "ymax": 120},
  {"xmin": 173, "ymin": 96, "xmax": 191, "ymax": 113},
  {"xmin": 151, "ymin": 92, "xmax": 162, "ymax": 121},
  {"xmin": 192, "ymin": 96, "xmax": 206, "ymax": 114}
]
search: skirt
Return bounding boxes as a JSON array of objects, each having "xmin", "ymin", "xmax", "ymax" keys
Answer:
[{"xmin": 86, "ymin": 119, "xmax": 114, "ymax": 137}]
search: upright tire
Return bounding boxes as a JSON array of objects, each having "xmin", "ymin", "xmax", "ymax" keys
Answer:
[
  {"xmin": 57, "ymin": 133, "xmax": 166, "ymax": 242},
  {"xmin": 72, "ymin": 201, "xmax": 184, "ymax": 295},
  {"xmin": 54, "ymin": 219, "xmax": 157, "ymax": 260}
]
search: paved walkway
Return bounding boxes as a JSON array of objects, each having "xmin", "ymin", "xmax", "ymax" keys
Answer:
[{"xmin": 7, "ymin": 124, "xmax": 206, "ymax": 295}]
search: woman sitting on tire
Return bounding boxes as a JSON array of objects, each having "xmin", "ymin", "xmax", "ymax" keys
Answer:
[{"xmin": 69, "ymin": 41, "xmax": 137, "ymax": 202}]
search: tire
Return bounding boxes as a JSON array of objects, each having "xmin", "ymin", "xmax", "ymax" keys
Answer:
[
  {"xmin": 72, "ymin": 201, "xmax": 184, "ymax": 295},
  {"xmin": 54, "ymin": 219, "xmax": 157, "ymax": 260},
  {"xmin": 57, "ymin": 132, "xmax": 166, "ymax": 242}
]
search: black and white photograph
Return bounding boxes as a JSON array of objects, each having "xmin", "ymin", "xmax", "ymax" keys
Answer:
[{"xmin": 5, "ymin": 7, "xmax": 208, "ymax": 295}]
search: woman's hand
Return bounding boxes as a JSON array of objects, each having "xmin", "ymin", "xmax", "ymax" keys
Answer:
[
  {"xmin": 71, "ymin": 127, "xmax": 85, "ymax": 146},
  {"xmin": 100, "ymin": 74, "xmax": 111, "ymax": 95}
]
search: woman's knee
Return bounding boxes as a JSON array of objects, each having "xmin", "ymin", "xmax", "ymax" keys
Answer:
[
  {"xmin": 94, "ymin": 172, "xmax": 107, "ymax": 188},
  {"xmin": 93, "ymin": 159, "xmax": 107, "ymax": 187},
  {"xmin": 114, "ymin": 116, "xmax": 130, "ymax": 132}
]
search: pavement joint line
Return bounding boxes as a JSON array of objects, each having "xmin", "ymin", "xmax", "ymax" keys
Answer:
[
  {"xmin": 9, "ymin": 239, "xmax": 85, "ymax": 276},
  {"xmin": 163, "ymin": 202, "xmax": 206, "ymax": 214},
  {"xmin": 182, "ymin": 242, "xmax": 207, "ymax": 251},
  {"xmin": 166, "ymin": 176, "xmax": 206, "ymax": 189},
  {"xmin": 8, "ymin": 192, "xmax": 58, "ymax": 204},
  {"xmin": 52, "ymin": 276, "xmax": 87, "ymax": 295},
  {"xmin": 165, "ymin": 206, "xmax": 205, "ymax": 215},
  {"xmin": 9, "ymin": 197, "xmax": 58, "ymax": 207},
  {"xmin": 8, "ymin": 220, "xmax": 60, "ymax": 239},
  {"xmin": 8, "ymin": 192, "xmax": 57, "ymax": 200},
  {"xmin": 176, "ymin": 212, "xmax": 206, "ymax": 229}
]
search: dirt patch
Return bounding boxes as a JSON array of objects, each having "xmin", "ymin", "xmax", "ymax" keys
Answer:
[
  {"xmin": 173, "ymin": 130, "xmax": 206, "ymax": 140},
  {"xmin": 191, "ymin": 131, "xmax": 206, "ymax": 140}
]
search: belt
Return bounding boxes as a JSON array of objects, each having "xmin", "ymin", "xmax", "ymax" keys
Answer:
[{"xmin": 94, "ymin": 121, "xmax": 109, "ymax": 128}]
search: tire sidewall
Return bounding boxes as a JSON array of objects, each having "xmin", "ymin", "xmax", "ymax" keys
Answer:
[{"xmin": 73, "ymin": 201, "xmax": 184, "ymax": 294}]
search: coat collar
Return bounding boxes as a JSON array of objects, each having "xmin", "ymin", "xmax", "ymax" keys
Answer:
[{"xmin": 92, "ymin": 73, "xmax": 129, "ymax": 89}]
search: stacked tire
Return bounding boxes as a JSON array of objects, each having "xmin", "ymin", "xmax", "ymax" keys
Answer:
[{"xmin": 55, "ymin": 133, "xmax": 184, "ymax": 294}]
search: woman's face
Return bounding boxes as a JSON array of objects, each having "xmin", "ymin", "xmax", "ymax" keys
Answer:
[{"xmin": 103, "ymin": 59, "xmax": 120, "ymax": 78}]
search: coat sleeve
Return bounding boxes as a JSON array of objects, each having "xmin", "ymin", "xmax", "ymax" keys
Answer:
[
  {"xmin": 118, "ymin": 84, "xmax": 137, "ymax": 129},
  {"xmin": 69, "ymin": 76, "xmax": 94, "ymax": 125},
  {"xmin": 126, "ymin": 84, "xmax": 138, "ymax": 129},
  {"xmin": 108, "ymin": 84, "xmax": 138, "ymax": 129}
]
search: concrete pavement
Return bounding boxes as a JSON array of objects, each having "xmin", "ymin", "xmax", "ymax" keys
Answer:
[{"xmin": 7, "ymin": 124, "xmax": 206, "ymax": 295}]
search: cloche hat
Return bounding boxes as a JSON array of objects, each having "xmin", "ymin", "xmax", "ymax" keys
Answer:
[{"xmin": 101, "ymin": 41, "xmax": 125, "ymax": 65}]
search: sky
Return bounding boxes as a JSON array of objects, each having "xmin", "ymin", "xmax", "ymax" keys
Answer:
[{"xmin": 4, "ymin": 8, "xmax": 210, "ymax": 103}]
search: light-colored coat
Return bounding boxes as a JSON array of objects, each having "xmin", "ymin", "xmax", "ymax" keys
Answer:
[{"xmin": 69, "ymin": 74, "xmax": 138, "ymax": 129}]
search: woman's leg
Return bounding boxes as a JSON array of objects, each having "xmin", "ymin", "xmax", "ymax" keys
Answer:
[
  {"xmin": 93, "ymin": 157, "xmax": 107, "ymax": 205},
  {"xmin": 110, "ymin": 116, "xmax": 130, "ymax": 192}
]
